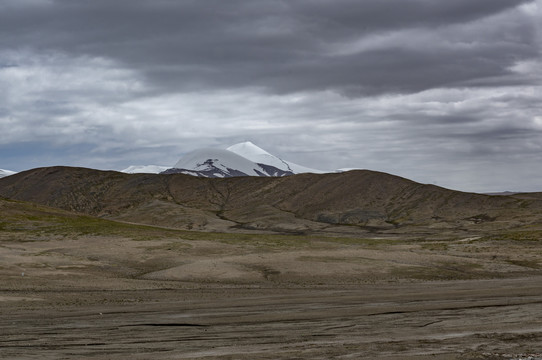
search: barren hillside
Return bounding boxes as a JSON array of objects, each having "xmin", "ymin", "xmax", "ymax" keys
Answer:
[{"xmin": 1, "ymin": 166, "xmax": 541, "ymax": 235}]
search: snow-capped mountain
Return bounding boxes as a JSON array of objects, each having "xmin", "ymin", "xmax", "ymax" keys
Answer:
[
  {"xmin": 226, "ymin": 141, "xmax": 326, "ymax": 174},
  {"xmin": 121, "ymin": 165, "xmax": 170, "ymax": 174},
  {"xmin": 162, "ymin": 147, "xmax": 294, "ymax": 178},
  {"xmin": 122, "ymin": 141, "xmax": 328, "ymax": 178},
  {"xmin": 0, "ymin": 169, "xmax": 16, "ymax": 178}
]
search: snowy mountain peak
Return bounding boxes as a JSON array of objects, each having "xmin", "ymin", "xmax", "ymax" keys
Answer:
[
  {"xmin": 164, "ymin": 148, "xmax": 293, "ymax": 178},
  {"xmin": 227, "ymin": 141, "xmax": 328, "ymax": 174},
  {"xmin": 227, "ymin": 141, "xmax": 273, "ymax": 157},
  {"xmin": 173, "ymin": 148, "xmax": 262, "ymax": 176},
  {"xmin": 121, "ymin": 141, "xmax": 329, "ymax": 177},
  {"xmin": 227, "ymin": 142, "xmax": 293, "ymax": 173}
]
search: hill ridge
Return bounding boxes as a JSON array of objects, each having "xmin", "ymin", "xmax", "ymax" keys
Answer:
[{"xmin": 1, "ymin": 166, "xmax": 540, "ymax": 235}]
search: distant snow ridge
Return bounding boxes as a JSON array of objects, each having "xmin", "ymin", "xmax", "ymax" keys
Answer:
[
  {"xmin": 0, "ymin": 169, "xmax": 16, "ymax": 178},
  {"xmin": 121, "ymin": 165, "xmax": 170, "ymax": 174}
]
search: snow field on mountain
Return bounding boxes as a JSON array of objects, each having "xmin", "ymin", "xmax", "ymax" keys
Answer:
[
  {"xmin": 0, "ymin": 169, "xmax": 16, "ymax": 178},
  {"xmin": 121, "ymin": 165, "xmax": 170, "ymax": 174},
  {"xmin": 174, "ymin": 148, "xmax": 265, "ymax": 176},
  {"xmin": 121, "ymin": 141, "xmax": 330, "ymax": 176},
  {"xmin": 227, "ymin": 141, "xmax": 326, "ymax": 174}
]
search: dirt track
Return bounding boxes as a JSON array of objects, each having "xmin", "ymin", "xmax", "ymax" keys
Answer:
[{"xmin": 2, "ymin": 277, "xmax": 542, "ymax": 360}]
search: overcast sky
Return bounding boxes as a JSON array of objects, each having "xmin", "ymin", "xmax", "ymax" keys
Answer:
[{"xmin": 1, "ymin": 0, "xmax": 541, "ymax": 192}]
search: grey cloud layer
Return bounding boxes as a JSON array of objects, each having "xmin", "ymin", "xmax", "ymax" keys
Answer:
[
  {"xmin": 1, "ymin": 0, "xmax": 536, "ymax": 95},
  {"xmin": 0, "ymin": 0, "xmax": 540, "ymax": 192}
]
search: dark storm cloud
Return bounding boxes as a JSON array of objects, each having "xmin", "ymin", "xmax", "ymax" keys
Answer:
[
  {"xmin": 1, "ymin": 0, "xmax": 540, "ymax": 192},
  {"xmin": 0, "ymin": 0, "xmax": 535, "ymax": 96}
]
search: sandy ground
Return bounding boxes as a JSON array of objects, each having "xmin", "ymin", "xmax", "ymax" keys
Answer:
[
  {"xmin": 1, "ymin": 230, "xmax": 542, "ymax": 359},
  {"xmin": 2, "ymin": 279, "xmax": 542, "ymax": 360}
]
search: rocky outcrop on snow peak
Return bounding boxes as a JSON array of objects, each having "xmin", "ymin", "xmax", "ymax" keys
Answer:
[{"xmin": 162, "ymin": 148, "xmax": 294, "ymax": 178}]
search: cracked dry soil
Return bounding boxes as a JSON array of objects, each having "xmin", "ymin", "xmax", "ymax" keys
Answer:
[{"xmin": 2, "ymin": 279, "xmax": 542, "ymax": 360}]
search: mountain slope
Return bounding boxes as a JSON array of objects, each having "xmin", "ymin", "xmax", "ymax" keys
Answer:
[
  {"xmin": 1, "ymin": 166, "xmax": 541, "ymax": 235},
  {"xmin": 226, "ymin": 141, "xmax": 326, "ymax": 174}
]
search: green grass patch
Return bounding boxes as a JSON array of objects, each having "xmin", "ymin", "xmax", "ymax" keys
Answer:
[
  {"xmin": 482, "ymin": 230, "xmax": 542, "ymax": 243},
  {"xmin": 1, "ymin": 198, "xmax": 441, "ymax": 249},
  {"xmin": 3, "ymin": 211, "xmax": 407, "ymax": 250},
  {"xmin": 1, "ymin": 209, "xmax": 186, "ymax": 241}
]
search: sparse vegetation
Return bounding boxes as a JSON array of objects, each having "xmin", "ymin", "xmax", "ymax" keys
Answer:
[
  {"xmin": 418, "ymin": 241, "xmax": 450, "ymax": 251},
  {"xmin": 505, "ymin": 259, "xmax": 541, "ymax": 269},
  {"xmin": 484, "ymin": 230, "xmax": 542, "ymax": 243},
  {"xmin": 2, "ymin": 181, "xmax": 542, "ymax": 359}
]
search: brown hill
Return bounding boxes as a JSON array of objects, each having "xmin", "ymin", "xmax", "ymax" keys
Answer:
[
  {"xmin": 1, "ymin": 166, "xmax": 541, "ymax": 235},
  {"xmin": 0, "ymin": 195, "xmax": 83, "ymax": 228}
]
